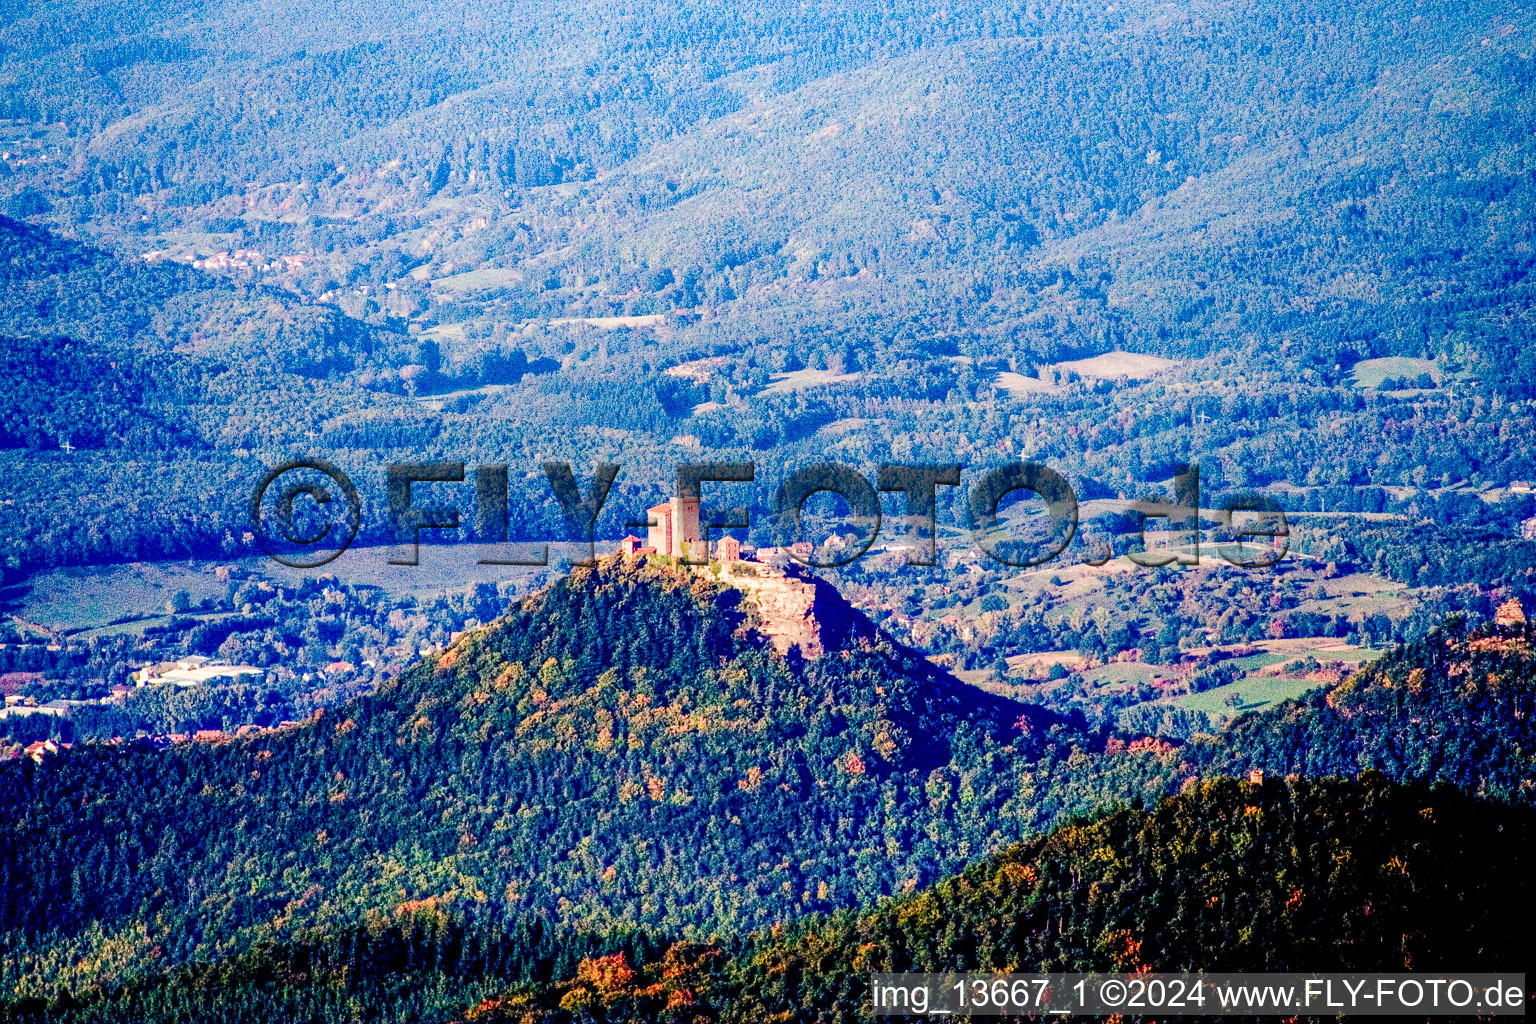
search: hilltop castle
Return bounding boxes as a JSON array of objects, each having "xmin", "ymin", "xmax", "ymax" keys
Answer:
[
  {"xmin": 617, "ymin": 496, "xmax": 743, "ymax": 563},
  {"xmin": 610, "ymin": 497, "xmax": 838, "ymax": 655}
]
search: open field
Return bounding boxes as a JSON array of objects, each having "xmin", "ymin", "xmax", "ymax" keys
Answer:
[
  {"xmin": 11, "ymin": 562, "xmax": 234, "ymax": 632},
  {"xmin": 1170, "ymin": 675, "xmax": 1328, "ymax": 717},
  {"xmin": 1047, "ymin": 350, "xmax": 1181, "ymax": 380},
  {"xmin": 664, "ymin": 357, "xmax": 729, "ymax": 381},
  {"xmin": 1004, "ymin": 650, "xmax": 1087, "ymax": 674},
  {"xmin": 1158, "ymin": 637, "xmax": 1385, "ymax": 719},
  {"xmin": 5, "ymin": 545, "xmax": 595, "ymax": 636},
  {"xmin": 412, "ymin": 382, "xmax": 514, "ymax": 412},
  {"xmin": 993, "ymin": 371, "xmax": 1055, "ymax": 396},
  {"xmin": 1082, "ymin": 662, "xmax": 1162, "ymax": 687},
  {"xmin": 814, "ymin": 417, "xmax": 875, "ymax": 437},
  {"xmin": 77, "ymin": 609, "xmax": 244, "ymax": 640},
  {"xmin": 1190, "ymin": 636, "xmax": 1386, "ymax": 662},
  {"xmin": 549, "ymin": 313, "xmax": 666, "ymax": 330},
  {"xmin": 1351, "ymin": 356, "xmax": 1439, "ymax": 389},
  {"xmin": 430, "ymin": 266, "xmax": 524, "ymax": 293},
  {"xmin": 760, "ymin": 368, "xmax": 861, "ymax": 393},
  {"xmin": 418, "ymin": 322, "xmax": 469, "ymax": 344}
]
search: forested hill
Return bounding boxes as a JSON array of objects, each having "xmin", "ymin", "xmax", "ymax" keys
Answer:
[
  {"xmin": 0, "ymin": 215, "xmax": 392, "ymax": 455},
  {"xmin": 0, "ymin": 560, "xmax": 1061, "ymax": 998},
  {"xmin": 498, "ymin": 775, "xmax": 1531, "ymax": 1024},
  {"xmin": 10, "ymin": 775, "xmax": 1527, "ymax": 1023},
  {"xmin": 1192, "ymin": 622, "xmax": 1536, "ymax": 803},
  {"xmin": 0, "ymin": 563, "xmax": 1533, "ymax": 1016}
]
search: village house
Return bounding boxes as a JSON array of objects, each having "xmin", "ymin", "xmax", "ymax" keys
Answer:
[
  {"xmin": 618, "ymin": 535, "xmax": 655, "ymax": 560},
  {"xmin": 23, "ymin": 738, "xmax": 69, "ymax": 764}
]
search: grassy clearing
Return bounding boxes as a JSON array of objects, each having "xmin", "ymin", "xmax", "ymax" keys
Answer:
[
  {"xmin": 419, "ymin": 322, "xmax": 469, "ymax": 344},
  {"xmin": 77, "ymin": 609, "xmax": 243, "ymax": 639},
  {"xmin": 993, "ymin": 371, "xmax": 1055, "ymax": 396},
  {"xmin": 550, "ymin": 313, "xmax": 665, "ymax": 330},
  {"xmin": 1171, "ymin": 675, "xmax": 1327, "ymax": 716},
  {"xmin": 760, "ymin": 368, "xmax": 861, "ymax": 394},
  {"xmin": 430, "ymin": 266, "xmax": 524, "ymax": 293},
  {"xmin": 1047, "ymin": 350, "xmax": 1180, "ymax": 380},
  {"xmin": 814, "ymin": 417, "xmax": 874, "ymax": 436},
  {"xmin": 663, "ymin": 357, "xmax": 728, "ymax": 381},
  {"xmin": 1004, "ymin": 650, "xmax": 1087, "ymax": 676},
  {"xmin": 1351, "ymin": 356, "xmax": 1438, "ymax": 389},
  {"xmin": 17, "ymin": 563, "xmax": 232, "ymax": 631},
  {"xmin": 1082, "ymin": 662, "xmax": 1161, "ymax": 687},
  {"xmin": 412, "ymin": 383, "xmax": 513, "ymax": 411}
]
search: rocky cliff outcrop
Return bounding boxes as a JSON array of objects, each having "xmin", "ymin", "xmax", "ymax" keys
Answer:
[{"xmin": 695, "ymin": 562, "xmax": 855, "ymax": 658}]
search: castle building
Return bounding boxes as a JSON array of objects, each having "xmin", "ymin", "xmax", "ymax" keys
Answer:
[
  {"xmin": 646, "ymin": 497, "xmax": 700, "ymax": 559},
  {"xmin": 717, "ymin": 535, "xmax": 742, "ymax": 562}
]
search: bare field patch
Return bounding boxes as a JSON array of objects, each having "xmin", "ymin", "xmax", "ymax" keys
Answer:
[
  {"xmin": 993, "ymin": 371, "xmax": 1055, "ymax": 396},
  {"xmin": 1047, "ymin": 350, "xmax": 1181, "ymax": 380},
  {"xmin": 1352, "ymin": 356, "xmax": 1439, "ymax": 389},
  {"xmin": 550, "ymin": 313, "xmax": 666, "ymax": 330},
  {"xmin": 664, "ymin": 357, "xmax": 729, "ymax": 381},
  {"xmin": 760, "ymin": 368, "xmax": 861, "ymax": 394}
]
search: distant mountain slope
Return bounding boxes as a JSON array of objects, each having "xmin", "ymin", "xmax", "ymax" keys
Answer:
[
  {"xmin": 0, "ymin": 215, "xmax": 405, "ymax": 376},
  {"xmin": 4, "ymin": 0, "xmax": 1531, "ymax": 391},
  {"xmin": 0, "ymin": 216, "xmax": 672, "ymax": 572}
]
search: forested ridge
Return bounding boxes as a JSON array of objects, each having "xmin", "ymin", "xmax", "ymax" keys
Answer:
[
  {"xmin": 6, "ymin": 775, "xmax": 1526, "ymax": 1023},
  {"xmin": 0, "ymin": 563, "xmax": 1532, "ymax": 1018},
  {"xmin": 505, "ymin": 775, "xmax": 1528, "ymax": 1023}
]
